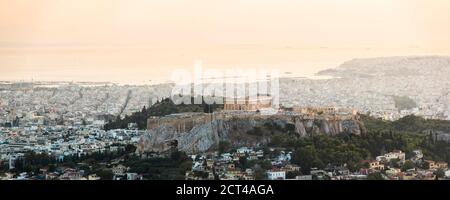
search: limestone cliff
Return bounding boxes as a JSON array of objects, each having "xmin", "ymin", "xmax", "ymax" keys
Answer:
[{"xmin": 136, "ymin": 114, "xmax": 365, "ymax": 154}]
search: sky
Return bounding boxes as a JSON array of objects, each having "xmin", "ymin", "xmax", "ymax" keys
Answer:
[{"xmin": 1, "ymin": 0, "xmax": 450, "ymax": 84}]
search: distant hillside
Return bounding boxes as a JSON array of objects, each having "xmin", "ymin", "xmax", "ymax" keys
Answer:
[
  {"xmin": 316, "ymin": 56, "xmax": 450, "ymax": 78},
  {"xmin": 104, "ymin": 97, "xmax": 223, "ymax": 130}
]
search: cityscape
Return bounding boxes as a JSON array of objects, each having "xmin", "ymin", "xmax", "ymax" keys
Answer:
[
  {"xmin": 0, "ymin": 56, "xmax": 449, "ymax": 180},
  {"xmin": 1, "ymin": 0, "xmax": 450, "ymax": 187}
]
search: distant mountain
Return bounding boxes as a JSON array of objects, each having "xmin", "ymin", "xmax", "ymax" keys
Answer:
[{"xmin": 316, "ymin": 56, "xmax": 450, "ymax": 78}]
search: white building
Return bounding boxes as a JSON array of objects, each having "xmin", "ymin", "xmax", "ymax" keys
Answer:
[
  {"xmin": 266, "ymin": 170, "xmax": 286, "ymax": 180},
  {"xmin": 377, "ymin": 150, "xmax": 405, "ymax": 163},
  {"xmin": 236, "ymin": 147, "xmax": 253, "ymax": 154}
]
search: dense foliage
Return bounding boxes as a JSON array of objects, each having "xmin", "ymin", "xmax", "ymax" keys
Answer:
[
  {"xmin": 124, "ymin": 151, "xmax": 192, "ymax": 180},
  {"xmin": 362, "ymin": 114, "xmax": 450, "ymax": 133}
]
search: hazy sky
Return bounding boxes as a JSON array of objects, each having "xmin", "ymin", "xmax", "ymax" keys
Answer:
[{"xmin": 1, "ymin": 0, "xmax": 450, "ymax": 83}]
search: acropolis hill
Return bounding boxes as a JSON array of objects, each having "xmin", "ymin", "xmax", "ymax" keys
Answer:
[{"xmin": 138, "ymin": 105, "xmax": 364, "ymax": 154}]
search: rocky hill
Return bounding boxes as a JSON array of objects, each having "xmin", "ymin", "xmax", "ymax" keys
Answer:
[{"xmin": 136, "ymin": 114, "xmax": 364, "ymax": 154}]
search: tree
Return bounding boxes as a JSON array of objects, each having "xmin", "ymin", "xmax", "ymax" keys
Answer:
[
  {"xmin": 269, "ymin": 135, "xmax": 284, "ymax": 147},
  {"xmin": 422, "ymin": 161, "xmax": 430, "ymax": 170},
  {"xmin": 286, "ymin": 171, "xmax": 303, "ymax": 179},
  {"xmin": 0, "ymin": 161, "xmax": 7, "ymax": 172},
  {"xmin": 388, "ymin": 158, "xmax": 401, "ymax": 168},
  {"xmin": 125, "ymin": 144, "xmax": 137, "ymax": 154},
  {"xmin": 96, "ymin": 169, "xmax": 114, "ymax": 180},
  {"xmin": 238, "ymin": 156, "xmax": 249, "ymax": 169},
  {"xmin": 284, "ymin": 123, "xmax": 296, "ymax": 133},
  {"xmin": 259, "ymin": 160, "xmax": 273, "ymax": 170},
  {"xmin": 401, "ymin": 160, "xmax": 415, "ymax": 171},
  {"xmin": 170, "ymin": 151, "xmax": 189, "ymax": 162},
  {"xmin": 436, "ymin": 169, "xmax": 445, "ymax": 179},
  {"xmin": 367, "ymin": 172, "xmax": 384, "ymax": 180},
  {"xmin": 179, "ymin": 160, "xmax": 193, "ymax": 173},
  {"xmin": 218, "ymin": 141, "xmax": 231, "ymax": 154},
  {"xmin": 292, "ymin": 145, "xmax": 319, "ymax": 174},
  {"xmin": 357, "ymin": 162, "xmax": 368, "ymax": 169},
  {"xmin": 254, "ymin": 168, "xmax": 266, "ymax": 180},
  {"xmin": 79, "ymin": 165, "xmax": 91, "ymax": 175},
  {"xmin": 48, "ymin": 164, "xmax": 57, "ymax": 172}
]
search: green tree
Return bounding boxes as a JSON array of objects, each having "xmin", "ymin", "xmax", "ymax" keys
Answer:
[
  {"xmin": 401, "ymin": 160, "xmax": 415, "ymax": 171},
  {"xmin": 96, "ymin": 169, "xmax": 114, "ymax": 180},
  {"xmin": 286, "ymin": 171, "xmax": 303, "ymax": 179},
  {"xmin": 259, "ymin": 160, "xmax": 273, "ymax": 170},
  {"xmin": 125, "ymin": 144, "xmax": 137, "ymax": 154},
  {"xmin": 48, "ymin": 164, "xmax": 56, "ymax": 172},
  {"xmin": 218, "ymin": 141, "xmax": 231, "ymax": 154},
  {"xmin": 238, "ymin": 156, "xmax": 249, "ymax": 169},
  {"xmin": 292, "ymin": 145, "xmax": 319, "ymax": 174},
  {"xmin": 388, "ymin": 158, "xmax": 401, "ymax": 168},
  {"xmin": 254, "ymin": 168, "xmax": 266, "ymax": 180},
  {"xmin": 269, "ymin": 135, "xmax": 284, "ymax": 147},
  {"xmin": 367, "ymin": 172, "xmax": 384, "ymax": 180},
  {"xmin": 436, "ymin": 169, "xmax": 445, "ymax": 179}
]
